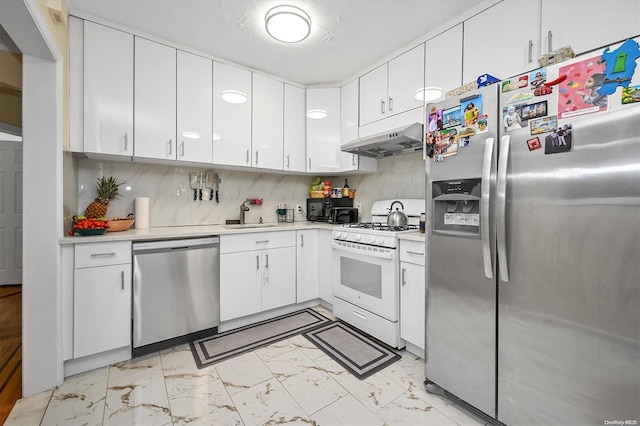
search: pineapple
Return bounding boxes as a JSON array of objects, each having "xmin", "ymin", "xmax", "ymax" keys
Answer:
[{"xmin": 84, "ymin": 176, "xmax": 124, "ymax": 218}]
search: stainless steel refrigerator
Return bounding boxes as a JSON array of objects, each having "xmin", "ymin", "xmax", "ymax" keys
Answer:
[{"xmin": 424, "ymin": 39, "xmax": 640, "ymax": 425}]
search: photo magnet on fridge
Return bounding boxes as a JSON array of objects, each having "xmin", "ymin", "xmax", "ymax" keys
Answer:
[
  {"xmin": 530, "ymin": 115, "xmax": 558, "ymax": 135},
  {"xmin": 476, "ymin": 115, "xmax": 489, "ymax": 134},
  {"xmin": 621, "ymin": 85, "xmax": 640, "ymax": 104},
  {"xmin": 558, "ymin": 55, "xmax": 608, "ymax": 118},
  {"xmin": 527, "ymin": 137, "xmax": 542, "ymax": 151},
  {"xmin": 461, "ymin": 94, "xmax": 482, "ymax": 126},
  {"xmin": 442, "ymin": 105, "xmax": 462, "ymax": 128},
  {"xmin": 544, "ymin": 124, "xmax": 572, "ymax": 154}
]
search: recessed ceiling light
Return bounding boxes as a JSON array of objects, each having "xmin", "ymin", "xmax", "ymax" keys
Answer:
[
  {"xmin": 220, "ymin": 90, "xmax": 247, "ymax": 104},
  {"xmin": 265, "ymin": 5, "xmax": 311, "ymax": 43},
  {"xmin": 414, "ymin": 86, "xmax": 444, "ymax": 102},
  {"xmin": 307, "ymin": 109, "xmax": 327, "ymax": 119}
]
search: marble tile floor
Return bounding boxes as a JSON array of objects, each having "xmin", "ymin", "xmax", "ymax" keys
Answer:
[{"xmin": 6, "ymin": 308, "xmax": 487, "ymax": 426}]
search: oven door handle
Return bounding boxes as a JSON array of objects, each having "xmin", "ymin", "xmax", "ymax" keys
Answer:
[{"xmin": 331, "ymin": 241, "xmax": 396, "ymax": 260}]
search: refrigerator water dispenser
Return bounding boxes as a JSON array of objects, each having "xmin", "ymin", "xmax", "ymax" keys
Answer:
[{"xmin": 431, "ymin": 178, "xmax": 481, "ymax": 237}]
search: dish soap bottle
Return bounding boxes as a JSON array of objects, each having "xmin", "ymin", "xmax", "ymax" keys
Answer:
[{"xmin": 342, "ymin": 179, "xmax": 350, "ymax": 198}]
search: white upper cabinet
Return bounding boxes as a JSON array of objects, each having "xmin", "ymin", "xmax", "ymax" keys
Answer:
[
  {"xmin": 359, "ymin": 64, "xmax": 388, "ymax": 126},
  {"xmin": 463, "ymin": 1, "xmax": 542, "ymax": 83},
  {"xmin": 340, "ymin": 79, "xmax": 376, "ymax": 172},
  {"xmin": 425, "ymin": 24, "xmax": 463, "ymax": 102},
  {"xmin": 359, "ymin": 44, "xmax": 425, "ymax": 126},
  {"xmin": 306, "ymin": 88, "xmax": 342, "ymax": 173},
  {"xmin": 82, "ymin": 21, "xmax": 134, "ymax": 156},
  {"xmin": 134, "ymin": 38, "xmax": 177, "ymax": 160},
  {"xmin": 252, "ymin": 74, "xmax": 284, "ymax": 170},
  {"xmin": 177, "ymin": 51, "xmax": 213, "ymax": 164},
  {"xmin": 387, "ymin": 44, "xmax": 425, "ymax": 116},
  {"xmin": 212, "ymin": 62, "xmax": 252, "ymax": 167},
  {"xmin": 540, "ymin": 0, "xmax": 640, "ymax": 56},
  {"xmin": 283, "ymin": 84, "xmax": 307, "ymax": 172}
]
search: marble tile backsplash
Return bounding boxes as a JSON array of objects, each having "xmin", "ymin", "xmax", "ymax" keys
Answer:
[{"xmin": 66, "ymin": 152, "xmax": 425, "ymax": 227}]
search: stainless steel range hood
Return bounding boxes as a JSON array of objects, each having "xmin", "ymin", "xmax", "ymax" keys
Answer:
[{"xmin": 341, "ymin": 122, "xmax": 423, "ymax": 159}]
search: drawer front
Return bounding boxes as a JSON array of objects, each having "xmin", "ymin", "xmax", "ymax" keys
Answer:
[
  {"xmin": 75, "ymin": 241, "xmax": 132, "ymax": 268},
  {"xmin": 221, "ymin": 231, "xmax": 296, "ymax": 253},
  {"xmin": 399, "ymin": 240, "xmax": 426, "ymax": 266}
]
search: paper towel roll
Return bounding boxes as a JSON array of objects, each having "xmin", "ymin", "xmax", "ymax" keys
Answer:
[{"xmin": 134, "ymin": 197, "xmax": 150, "ymax": 229}]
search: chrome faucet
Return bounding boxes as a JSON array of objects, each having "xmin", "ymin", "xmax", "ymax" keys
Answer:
[{"xmin": 240, "ymin": 199, "xmax": 251, "ymax": 224}]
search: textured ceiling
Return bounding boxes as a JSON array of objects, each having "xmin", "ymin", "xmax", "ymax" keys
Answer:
[{"xmin": 67, "ymin": 0, "xmax": 480, "ymax": 86}]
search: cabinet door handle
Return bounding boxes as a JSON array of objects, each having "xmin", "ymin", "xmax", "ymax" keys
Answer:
[
  {"xmin": 167, "ymin": 139, "xmax": 173, "ymax": 155},
  {"xmin": 401, "ymin": 267, "xmax": 406, "ymax": 286},
  {"xmin": 286, "ymin": 155, "xmax": 290, "ymax": 168},
  {"xmin": 388, "ymin": 97, "xmax": 393, "ymax": 111},
  {"xmin": 381, "ymin": 99, "xmax": 385, "ymax": 114},
  {"xmin": 246, "ymin": 149, "xmax": 250, "ymax": 164},
  {"xmin": 265, "ymin": 254, "xmax": 269, "ymax": 268},
  {"xmin": 255, "ymin": 150, "xmax": 259, "ymax": 164},
  {"xmin": 256, "ymin": 240, "xmax": 270, "ymax": 244},
  {"xmin": 180, "ymin": 141, "xmax": 185, "ymax": 157},
  {"xmin": 300, "ymin": 234, "xmax": 304, "ymax": 247},
  {"xmin": 528, "ymin": 40, "xmax": 533, "ymax": 63},
  {"xmin": 256, "ymin": 255, "xmax": 260, "ymax": 269},
  {"xmin": 90, "ymin": 252, "xmax": 116, "ymax": 257},
  {"xmin": 352, "ymin": 154, "xmax": 356, "ymax": 166},
  {"xmin": 406, "ymin": 250, "xmax": 424, "ymax": 256},
  {"xmin": 308, "ymin": 157, "xmax": 311, "ymax": 170},
  {"xmin": 124, "ymin": 133, "xmax": 128, "ymax": 151},
  {"xmin": 548, "ymin": 30, "xmax": 553, "ymax": 53},
  {"xmin": 121, "ymin": 270, "xmax": 125, "ymax": 290}
]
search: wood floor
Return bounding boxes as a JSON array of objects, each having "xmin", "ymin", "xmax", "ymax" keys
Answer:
[{"xmin": 0, "ymin": 285, "xmax": 21, "ymax": 425}]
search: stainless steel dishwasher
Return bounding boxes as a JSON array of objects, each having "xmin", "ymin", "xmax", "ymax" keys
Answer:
[{"xmin": 132, "ymin": 236, "xmax": 219, "ymax": 356}]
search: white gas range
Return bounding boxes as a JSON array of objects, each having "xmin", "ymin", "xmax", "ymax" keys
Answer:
[{"xmin": 331, "ymin": 199, "xmax": 425, "ymax": 348}]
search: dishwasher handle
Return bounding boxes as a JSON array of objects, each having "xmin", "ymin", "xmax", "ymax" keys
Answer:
[{"xmin": 133, "ymin": 237, "xmax": 219, "ymax": 254}]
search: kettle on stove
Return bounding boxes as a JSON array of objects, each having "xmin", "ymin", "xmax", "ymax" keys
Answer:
[{"xmin": 387, "ymin": 201, "xmax": 408, "ymax": 227}]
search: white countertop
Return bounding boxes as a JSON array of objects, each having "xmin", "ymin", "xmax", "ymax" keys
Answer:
[
  {"xmin": 60, "ymin": 221, "xmax": 337, "ymax": 244},
  {"xmin": 398, "ymin": 231, "xmax": 426, "ymax": 242}
]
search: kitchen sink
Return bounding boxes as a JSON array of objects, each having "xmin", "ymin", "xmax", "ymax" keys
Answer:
[{"xmin": 224, "ymin": 224, "xmax": 278, "ymax": 229}]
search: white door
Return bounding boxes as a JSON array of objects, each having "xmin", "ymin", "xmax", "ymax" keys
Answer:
[
  {"xmin": 134, "ymin": 37, "xmax": 177, "ymax": 160},
  {"xmin": 212, "ymin": 62, "xmax": 252, "ymax": 167},
  {"xmin": 261, "ymin": 247, "xmax": 296, "ymax": 312},
  {"xmin": 541, "ymin": 0, "xmax": 640, "ymax": 55},
  {"xmin": 219, "ymin": 251, "xmax": 262, "ymax": 321},
  {"xmin": 252, "ymin": 74, "xmax": 284, "ymax": 170},
  {"xmin": 400, "ymin": 261, "xmax": 425, "ymax": 350},
  {"xmin": 283, "ymin": 84, "xmax": 306, "ymax": 172},
  {"xmin": 0, "ymin": 141, "xmax": 22, "ymax": 285},
  {"xmin": 83, "ymin": 21, "xmax": 134, "ymax": 156},
  {"xmin": 463, "ymin": 1, "xmax": 542, "ymax": 83},
  {"xmin": 426, "ymin": 24, "xmax": 463, "ymax": 103},
  {"xmin": 359, "ymin": 63, "xmax": 388, "ymax": 126},
  {"xmin": 306, "ymin": 88, "xmax": 342, "ymax": 173},
  {"xmin": 387, "ymin": 44, "xmax": 425, "ymax": 116},
  {"xmin": 296, "ymin": 230, "xmax": 318, "ymax": 303},
  {"xmin": 340, "ymin": 79, "xmax": 360, "ymax": 171},
  {"xmin": 177, "ymin": 50, "xmax": 213, "ymax": 163}
]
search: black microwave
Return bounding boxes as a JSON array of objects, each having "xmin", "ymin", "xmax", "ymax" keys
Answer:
[
  {"xmin": 329, "ymin": 207, "xmax": 359, "ymax": 224},
  {"xmin": 306, "ymin": 198, "xmax": 353, "ymax": 222}
]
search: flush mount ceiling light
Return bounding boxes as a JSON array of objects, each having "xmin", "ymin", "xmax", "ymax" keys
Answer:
[
  {"xmin": 414, "ymin": 86, "xmax": 444, "ymax": 102},
  {"xmin": 220, "ymin": 90, "xmax": 247, "ymax": 104},
  {"xmin": 307, "ymin": 109, "xmax": 327, "ymax": 119},
  {"xmin": 265, "ymin": 5, "xmax": 311, "ymax": 43}
]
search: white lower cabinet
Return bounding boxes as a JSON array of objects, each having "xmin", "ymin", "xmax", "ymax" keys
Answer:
[
  {"xmin": 296, "ymin": 230, "xmax": 319, "ymax": 303},
  {"xmin": 399, "ymin": 239, "xmax": 426, "ymax": 356},
  {"xmin": 73, "ymin": 242, "xmax": 132, "ymax": 359},
  {"xmin": 317, "ymin": 229, "xmax": 334, "ymax": 306},
  {"xmin": 220, "ymin": 232, "xmax": 296, "ymax": 321}
]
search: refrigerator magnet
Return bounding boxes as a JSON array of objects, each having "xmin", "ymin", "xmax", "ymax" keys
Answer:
[
  {"xmin": 501, "ymin": 75, "xmax": 529, "ymax": 92},
  {"xmin": 544, "ymin": 124, "xmax": 573, "ymax": 154},
  {"xmin": 459, "ymin": 127, "xmax": 475, "ymax": 138},
  {"xmin": 621, "ymin": 85, "xmax": 640, "ymax": 104},
  {"xmin": 530, "ymin": 115, "xmax": 558, "ymax": 135},
  {"xmin": 459, "ymin": 136, "xmax": 471, "ymax": 148},
  {"xmin": 461, "ymin": 94, "xmax": 483, "ymax": 126},
  {"xmin": 442, "ymin": 105, "xmax": 462, "ymax": 128},
  {"xmin": 476, "ymin": 115, "xmax": 489, "ymax": 134},
  {"xmin": 558, "ymin": 55, "xmax": 608, "ymax": 118},
  {"xmin": 598, "ymin": 38, "xmax": 640, "ymax": 96},
  {"xmin": 503, "ymin": 104, "xmax": 526, "ymax": 132},
  {"xmin": 527, "ymin": 137, "xmax": 542, "ymax": 151},
  {"xmin": 530, "ymin": 69, "xmax": 547, "ymax": 89}
]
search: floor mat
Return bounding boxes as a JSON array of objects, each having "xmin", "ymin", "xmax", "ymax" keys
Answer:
[
  {"xmin": 190, "ymin": 308, "xmax": 331, "ymax": 368},
  {"xmin": 303, "ymin": 321, "xmax": 401, "ymax": 380}
]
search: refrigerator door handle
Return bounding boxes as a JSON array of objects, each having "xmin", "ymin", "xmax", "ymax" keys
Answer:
[
  {"xmin": 497, "ymin": 134, "xmax": 510, "ymax": 282},
  {"xmin": 481, "ymin": 137, "xmax": 494, "ymax": 279}
]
